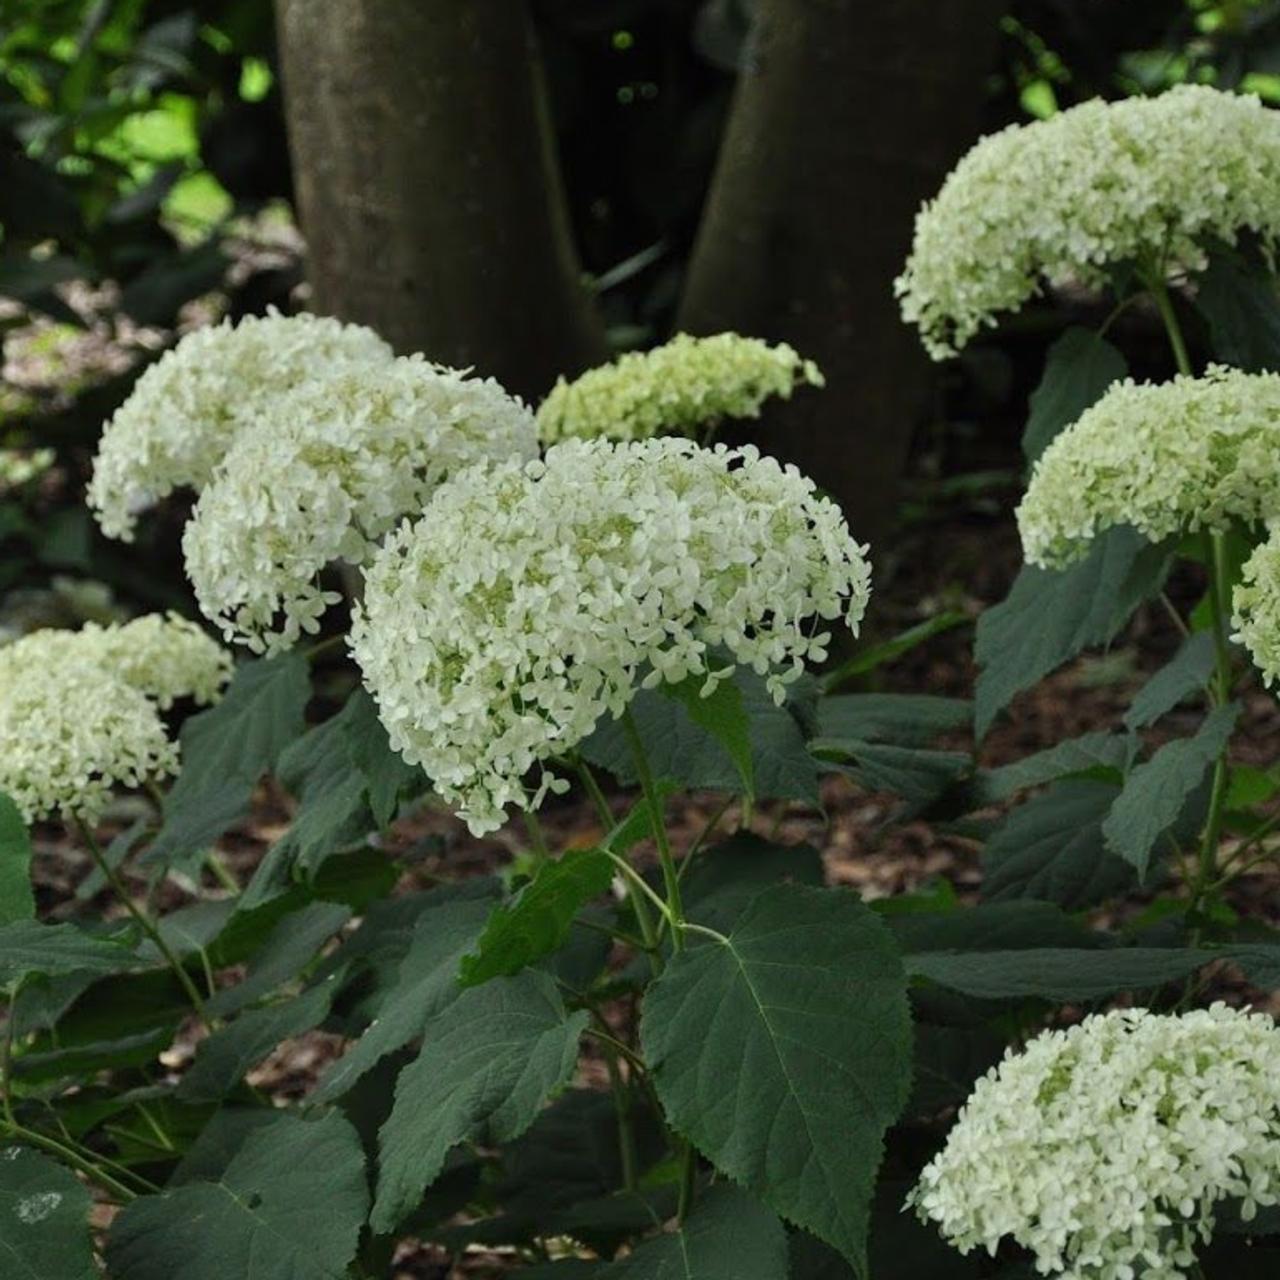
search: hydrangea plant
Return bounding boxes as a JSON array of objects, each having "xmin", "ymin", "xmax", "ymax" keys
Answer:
[{"xmin": 4, "ymin": 80, "xmax": 1280, "ymax": 1280}]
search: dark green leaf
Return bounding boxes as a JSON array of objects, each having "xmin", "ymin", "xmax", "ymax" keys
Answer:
[
  {"xmin": 682, "ymin": 833, "xmax": 824, "ymax": 934},
  {"xmin": 982, "ymin": 781, "xmax": 1136, "ymax": 910},
  {"xmin": 583, "ymin": 673, "xmax": 819, "ymax": 804},
  {"xmin": 814, "ymin": 739, "xmax": 970, "ymax": 810},
  {"xmin": 1103, "ymin": 703, "xmax": 1239, "ymax": 877},
  {"xmin": 313, "ymin": 884, "xmax": 500, "ymax": 1102},
  {"xmin": 0, "ymin": 1145, "xmax": 97, "ymax": 1279},
  {"xmin": 371, "ymin": 971, "xmax": 587, "ymax": 1233},
  {"xmin": 170, "ymin": 1108, "xmax": 282, "ymax": 1186},
  {"xmin": 106, "ymin": 1112, "xmax": 368, "ymax": 1280},
  {"xmin": 816, "ymin": 694, "xmax": 971, "ymax": 746},
  {"xmin": 1125, "ymin": 633, "xmax": 1217, "ymax": 730},
  {"xmin": 885, "ymin": 900, "xmax": 1098, "ymax": 954},
  {"xmin": 0, "ymin": 795, "xmax": 34, "ymax": 926},
  {"xmin": 822, "ymin": 612, "xmax": 970, "ymax": 691},
  {"xmin": 1023, "ymin": 326, "xmax": 1127, "ymax": 461},
  {"xmin": 178, "ymin": 983, "xmax": 334, "ymax": 1102},
  {"xmin": 461, "ymin": 850, "xmax": 613, "ymax": 987},
  {"xmin": 975, "ymin": 733, "xmax": 1135, "ymax": 804},
  {"xmin": 341, "ymin": 688, "xmax": 424, "ymax": 828},
  {"xmin": 206, "ymin": 901, "xmax": 351, "ymax": 1018},
  {"xmin": 974, "ymin": 527, "xmax": 1172, "ymax": 738},
  {"xmin": 605, "ymin": 1186, "xmax": 787, "ymax": 1279},
  {"xmin": 642, "ymin": 885, "xmax": 911, "ymax": 1275},
  {"xmin": 1195, "ymin": 254, "xmax": 1280, "ymax": 372},
  {"xmin": 908, "ymin": 947, "xmax": 1214, "ymax": 1001},
  {"xmin": 663, "ymin": 674, "xmax": 754, "ymax": 797},
  {"xmin": 499, "ymin": 1089, "xmax": 656, "ymax": 1219},
  {"xmin": 0, "ymin": 921, "xmax": 137, "ymax": 988},
  {"xmin": 148, "ymin": 656, "xmax": 310, "ymax": 868},
  {"xmin": 908, "ymin": 1023, "xmax": 1005, "ymax": 1116}
]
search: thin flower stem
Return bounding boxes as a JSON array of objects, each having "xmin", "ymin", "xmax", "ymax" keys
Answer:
[
  {"xmin": 76, "ymin": 819, "xmax": 211, "ymax": 1028},
  {"xmin": 582, "ymin": 1025, "xmax": 648, "ymax": 1075},
  {"xmin": 677, "ymin": 1141, "xmax": 698, "ymax": 1224},
  {"xmin": 602, "ymin": 849, "xmax": 675, "ymax": 928},
  {"xmin": 303, "ymin": 633, "xmax": 347, "ymax": 662},
  {"xmin": 522, "ymin": 810, "xmax": 550, "ymax": 860},
  {"xmin": 678, "ymin": 795, "xmax": 735, "ymax": 884},
  {"xmin": 206, "ymin": 851, "xmax": 240, "ymax": 895},
  {"xmin": 576, "ymin": 758, "xmax": 660, "ymax": 958},
  {"xmin": 621, "ymin": 709, "xmax": 685, "ymax": 950},
  {"xmin": 1146, "ymin": 274, "xmax": 1236, "ymax": 945}
]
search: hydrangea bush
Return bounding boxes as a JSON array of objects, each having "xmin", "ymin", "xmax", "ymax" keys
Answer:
[{"xmin": 4, "ymin": 81, "xmax": 1280, "ymax": 1280}]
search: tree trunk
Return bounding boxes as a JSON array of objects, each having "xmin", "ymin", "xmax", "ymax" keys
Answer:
[
  {"xmin": 274, "ymin": 0, "xmax": 606, "ymax": 401},
  {"xmin": 677, "ymin": 0, "xmax": 1005, "ymax": 548}
]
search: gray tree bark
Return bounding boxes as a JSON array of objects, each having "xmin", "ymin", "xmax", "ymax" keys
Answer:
[
  {"xmin": 677, "ymin": 0, "xmax": 1005, "ymax": 548},
  {"xmin": 274, "ymin": 0, "xmax": 607, "ymax": 401}
]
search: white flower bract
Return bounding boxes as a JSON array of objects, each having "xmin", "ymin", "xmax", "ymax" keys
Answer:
[
  {"xmin": 182, "ymin": 357, "xmax": 538, "ymax": 654},
  {"xmin": 910, "ymin": 1005, "xmax": 1280, "ymax": 1280},
  {"xmin": 87, "ymin": 309, "xmax": 392, "ymax": 540},
  {"xmin": 350, "ymin": 437, "xmax": 871, "ymax": 835},
  {"xmin": 1017, "ymin": 368, "xmax": 1280, "ymax": 569},
  {"xmin": 896, "ymin": 86, "xmax": 1280, "ymax": 359},
  {"xmin": 0, "ymin": 615, "xmax": 230, "ymax": 822},
  {"xmin": 536, "ymin": 332, "xmax": 823, "ymax": 445}
]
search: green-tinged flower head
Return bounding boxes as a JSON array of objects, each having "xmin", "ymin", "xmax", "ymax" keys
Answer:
[
  {"xmin": 536, "ymin": 332, "xmax": 823, "ymax": 445},
  {"xmin": 182, "ymin": 356, "xmax": 537, "ymax": 655},
  {"xmin": 897, "ymin": 86, "xmax": 1280, "ymax": 359},
  {"xmin": 350, "ymin": 437, "xmax": 870, "ymax": 836},
  {"xmin": 910, "ymin": 1005, "xmax": 1280, "ymax": 1280},
  {"xmin": 0, "ymin": 614, "xmax": 231, "ymax": 822},
  {"xmin": 1232, "ymin": 532, "xmax": 1280, "ymax": 686},
  {"xmin": 88, "ymin": 309, "xmax": 393, "ymax": 541},
  {"xmin": 1017, "ymin": 367, "xmax": 1280, "ymax": 569}
]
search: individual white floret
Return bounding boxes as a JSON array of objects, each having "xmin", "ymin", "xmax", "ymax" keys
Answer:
[
  {"xmin": 1017, "ymin": 368, "xmax": 1280, "ymax": 569},
  {"xmin": 182, "ymin": 357, "xmax": 537, "ymax": 654},
  {"xmin": 537, "ymin": 332, "xmax": 823, "ymax": 445},
  {"xmin": 897, "ymin": 86, "xmax": 1280, "ymax": 358},
  {"xmin": 910, "ymin": 1005, "xmax": 1280, "ymax": 1280},
  {"xmin": 87, "ymin": 309, "xmax": 392, "ymax": 540},
  {"xmin": 350, "ymin": 437, "xmax": 871, "ymax": 835}
]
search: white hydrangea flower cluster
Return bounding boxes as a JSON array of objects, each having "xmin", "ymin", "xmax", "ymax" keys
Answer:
[
  {"xmin": 1231, "ymin": 534, "xmax": 1280, "ymax": 687},
  {"xmin": 1017, "ymin": 368, "xmax": 1280, "ymax": 569},
  {"xmin": 182, "ymin": 357, "xmax": 538, "ymax": 654},
  {"xmin": 0, "ymin": 615, "xmax": 231, "ymax": 822},
  {"xmin": 897, "ymin": 85, "xmax": 1280, "ymax": 359},
  {"xmin": 536, "ymin": 332, "xmax": 823, "ymax": 445},
  {"xmin": 351, "ymin": 436, "xmax": 871, "ymax": 835},
  {"xmin": 0, "ymin": 447, "xmax": 54, "ymax": 495},
  {"xmin": 910, "ymin": 1005, "xmax": 1280, "ymax": 1280},
  {"xmin": 87, "ymin": 309, "xmax": 392, "ymax": 540}
]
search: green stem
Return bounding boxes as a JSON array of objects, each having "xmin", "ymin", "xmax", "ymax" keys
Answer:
[
  {"xmin": 602, "ymin": 850, "xmax": 676, "ymax": 929},
  {"xmin": 621, "ymin": 709, "xmax": 684, "ymax": 951},
  {"xmin": 0, "ymin": 1121, "xmax": 141, "ymax": 1201},
  {"xmin": 1, "ymin": 983, "xmax": 19, "ymax": 1127},
  {"xmin": 676, "ymin": 1141, "xmax": 698, "ymax": 1223},
  {"xmin": 76, "ymin": 820, "xmax": 212, "ymax": 1028},
  {"xmin": 303, "ymin": 633, "xmax": 347, "ymax": 662},
  {"xmin": 1146, "ymin": 270, "xmax": 1193, "ymax": 377},
  {"xmin": 599, "ymin": 1031, "xmax": 639, "ymax": 1192},
  {"xmin": 1147, "ymin": 266, "xmax": 1235, "ymax": 941},
  {"xmin": 577, "ymin": 759, "xmax": 660, "ymax": 959},
  {"xmin": 206, "ymin": 851, "xmax": 240, "ymax": 895},
  {"xmin": 522, "ymin": 811, "xmax": 550, "ymax": 860}
]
